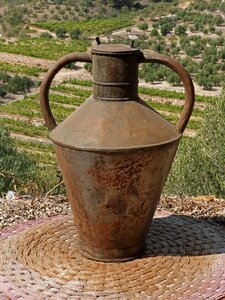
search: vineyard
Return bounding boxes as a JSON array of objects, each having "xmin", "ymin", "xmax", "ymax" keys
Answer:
[
  {"xmin": 35, "ymin": 17, "xmax": 134, "ymax": 36},
  {"xmin": 0, "ymin": 61, "xmax": 47, "ymax": 77},
  {"xmin": 0, "ymin": 38, "xmax": 89, "ymax": 60}
]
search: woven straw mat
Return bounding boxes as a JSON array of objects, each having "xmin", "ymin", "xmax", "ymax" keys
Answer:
[{"xmin": 0, "ymin": 211, "xmax": 225, "ymax": 300}]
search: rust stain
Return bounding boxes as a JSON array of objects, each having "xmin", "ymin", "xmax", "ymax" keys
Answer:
[{"xmin": 87, "ymin": 152, "xmax": 152, "ymax": 190}]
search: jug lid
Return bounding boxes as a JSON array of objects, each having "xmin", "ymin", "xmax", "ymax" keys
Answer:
[{"xmin": 91, "ymin": 44, "xmax": 141, "ymax": 56}]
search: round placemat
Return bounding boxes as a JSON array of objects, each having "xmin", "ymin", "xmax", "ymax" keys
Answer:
[{"xmin": 0, "ymin": 211, "xmax": 225, "ymax": 300}]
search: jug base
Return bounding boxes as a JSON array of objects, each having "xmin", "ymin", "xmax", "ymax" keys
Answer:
[{"xmin": 79, "ymin": 242, "xmax": 145, "ymax": 262}]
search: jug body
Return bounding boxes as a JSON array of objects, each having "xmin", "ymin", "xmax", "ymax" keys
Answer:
[
  {"xmin": 55, "ymin": 138, "xmax": 179, "ymax": 261},
  {"xmin": 39, "ymin": 44, "xmax": 195, "ymax": 262}
]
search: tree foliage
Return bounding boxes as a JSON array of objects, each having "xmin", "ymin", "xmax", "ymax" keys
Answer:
[
  {"xmin": 0, "ymin": 73, "xmax": 35, "ymax": 97},
  {"xmin": 55, "ymin": 27, "xmax": 67, "ymax": 38},
  {"xmin": 109, "ymin": 0, "xmax": 141, "ymax": 9},
  {"xmin": 165, "ymin": 90, "xmax": 225, "ymax": 197},
  {"xmin": 7, "ymin": 76, "xmax": 34, "ymax": 93},
  {"xmin": 70, "ymin": 28, "xmax": 81, "ymax": 40},
  {"xmin": 175, "ymin": 25, "xmax": 186, "ymax": 36},
  {"xmin": 39, "ymin": 32, "xmax": 52, "ymax": 39},
  {"xmin": 0, "ymin": 87, "xmax": 7, "ymax": 97},
  {"xmin": 0, "ymin": 126, "xmax": 37, "ymax": 194}
]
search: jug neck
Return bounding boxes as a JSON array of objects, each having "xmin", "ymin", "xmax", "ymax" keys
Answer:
[{"xmin": 91, "ymin": 45, "xmax": 141, "ymax": 101}]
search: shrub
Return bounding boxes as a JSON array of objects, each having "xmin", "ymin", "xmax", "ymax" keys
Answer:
[
  {"xmin": 160, "ymin": 23, "xmax": 170, "ymax": 36},
  {"xmin": 0, "ymin": 126, "xmax": 37, "ymax": 194},
  {"xmin": 39, "ymin": 32, "xmax": 53, "ymax": 39},
  {"xmin": 138, "ymin": 22, "xmax": 148, "ymax": 31},
  {"xmin": 111, "ymin": 0, "xmax": 141, "ymax": 9},
  {"xmin": 151, "ymin": 28, "xmax": 158, "ymax": 37},
  {"xmin": 219, "ymin": 48, "xmax": 225, "ymax": 61},
  {"xmin": 167, "ymin": 71, "xmax": 181, "ymax": 86},
  {"xmin": 0, "ymin": 72, "xmax": 11, "ymax": 83},
  {"xmin": 175, "ymin": 25, "xmax": 187, "ymax": 36},
  {"xmin": 0, "ymin": 86, "xmax": 7, "ymax": 97},
  {"xmin": 164, "ymin": 90, "xmax": 225, "ymax": 197},
  {"xmin": 55, "ymin": 27, "xmax": 67, "ymax": 38},
  {"xmin": 196, "ymin": 76, "xmax": 213, "ymax": 90},
  {"xmin": 203, "ymin": 28, "xmax": 209, "ymax": 35},
  {"xmin": 84, "ymin": 62, "xmax": 92, "ymax": 73},
  {"xmin": 70, "ymin": 28, "xmax": 81, "ymax": 40},
  {"xmin": 65, "ymin": 63, "xmax": 76, "ymax": 70},
  {"xmin": 216, "ymin": 30, "xmax": 223, "ymax": 37},
  {"xmin": 7, "ymin": 76, "xmax": 34, "ymax": 93},
  {"xmin": 209, "ymin": 26, "xmax": 215, "ymax": 33}
]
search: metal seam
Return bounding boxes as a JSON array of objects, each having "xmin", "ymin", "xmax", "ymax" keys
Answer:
[{"xmin": 93, "ymin": 81, "xmax": 138, "ymax": 86}]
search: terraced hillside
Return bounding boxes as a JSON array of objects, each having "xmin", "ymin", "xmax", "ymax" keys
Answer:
[
  {"xmin": 0, "ymin": 78, "xmax": 213, "ymax": 166},
  {"xmin": 0, "ymin": 0, "xmax": 224, "ymax": 196}
]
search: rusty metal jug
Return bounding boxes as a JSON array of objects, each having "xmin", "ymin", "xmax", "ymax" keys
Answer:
[{"xmin": 39, "ymin": 43, "xmax": 195, "ymax": 262}]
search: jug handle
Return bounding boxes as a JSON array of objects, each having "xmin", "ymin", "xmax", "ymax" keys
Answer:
[
  {"xmin": 39, "ymin": 52, "xmax": 92, "ymax": 131},
  {"xmin": 139, "ymin": 51, "xmax": 195, "ymax": 134}
]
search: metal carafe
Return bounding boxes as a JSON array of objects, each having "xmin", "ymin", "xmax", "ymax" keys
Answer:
[{"xmin": 39, "ymin": 43, "xmax": 195, "ymax": 262}]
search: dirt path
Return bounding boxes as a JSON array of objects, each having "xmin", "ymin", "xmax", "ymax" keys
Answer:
[
  {"xmin": 1, "ymin": 88, "xmax": 39, "ymax": 105},
  {"xmin": 0, "ymin": 52, "xmax": 54, "ymax": 68},
  {"xmin": 10, "ymin": 132, "xmax": 51, "ymax": 144},
  {"xmin": 0, "ymin": 52, "xmax": 92, "ymax": 83},
  {"xmin": 1, "ymin": 113, "xmax": 44, "ymax": 125},
  {"xmin": 179, "ymin": 1, "xmax": 191, "ymax": 9},
  {"xmin": 29, "ymin": 26, "xmax": 57, "ymax": 38},
  {"xmin": 21, "ymin": 147, "xmax": 55, "ymax": 157},
  {"xmin": 139, "ymin": 80, "xmax": 222, "ymax": 98},
  {"xmin": 183, "ymin": 129, "xmax": 197, "ymax": 137},
  {"xmin": 51, "ymin": 64, "xmax": 92, "ymax": 84}
]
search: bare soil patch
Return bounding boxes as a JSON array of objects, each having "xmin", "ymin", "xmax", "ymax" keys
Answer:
[
  {"xmin": 179, "ymin": 1, "xmax": 191, "ymax": 9},
  {"xmin": 51, "ymin": 63, "xmax": 92, "ymax": 84},
  {"xmin": 0, "ymin": 195, "xmax": 224, "ymax": 230},
  {"xmin": 10, "ymin": 132, "xmax": 51, "ymax": 144},
  {"xmin": 159, "ymin": 196, "xmax": 225, "ymax": 224},
  {"xmin": 29, "ymin": 26, "xmax": 57, "ymax": 38},
  {"xmin": 139, "ymin": 80, "xmax": 222, "ymax": 98},
  {"xmin": 0, "ymin": 52, "xmax": 54, "ymax": 69}
]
